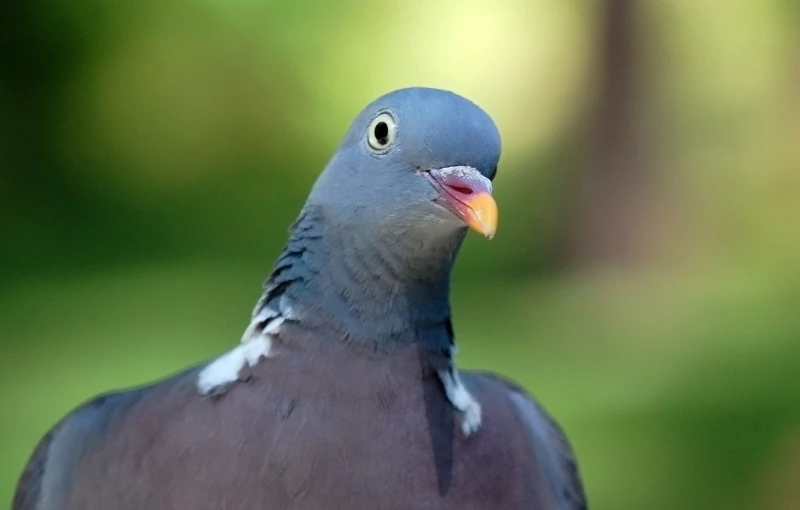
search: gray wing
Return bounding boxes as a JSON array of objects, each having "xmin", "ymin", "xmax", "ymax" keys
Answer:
[
  {"xmin": 470, "ymin": 372, "xmax": 587, "ymax": 510},
  {"xmin": 13, "ymin": 422, "xmax": 56, "ymax": 510},
  {"xmin": 11, "ymin": 363, "xmax": 201, "ymax": 510},
  {"xmin": 12, "ymin": 387, "xmax": 150, "ymax": 510}
]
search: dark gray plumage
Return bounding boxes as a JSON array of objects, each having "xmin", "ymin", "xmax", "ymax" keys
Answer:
[{"xmin": 14, "ymin": 87, "xmax": 586, "ymax": 510}]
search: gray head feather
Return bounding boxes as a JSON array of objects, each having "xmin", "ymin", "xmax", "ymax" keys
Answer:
[{"xmin": 310, "ymin": 88, "xmax": 500, "ymax": 242}]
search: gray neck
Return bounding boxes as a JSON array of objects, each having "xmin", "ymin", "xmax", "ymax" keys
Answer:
[{"xmin": 258, "ymin": 206, "xmax": 464, "ymax": 353}]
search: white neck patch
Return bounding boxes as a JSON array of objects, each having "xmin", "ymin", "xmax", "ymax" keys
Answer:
[{"xmin": 196, "ymin": 296, "xmax": 297, "ymax": 395}]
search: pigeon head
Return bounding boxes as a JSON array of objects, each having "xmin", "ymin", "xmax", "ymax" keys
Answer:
[
  {"xmin": 307, "ymin": 87, "xmax": 501, "ymax": 244},
  {"xmin": 265, "ymin": 88, "xmax": 502, "ymax": 346}
]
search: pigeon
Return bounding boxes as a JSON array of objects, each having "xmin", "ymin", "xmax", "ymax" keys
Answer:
[{"xmin": 13, "ymin": 87, "xmax": 586, "ymax": 510}]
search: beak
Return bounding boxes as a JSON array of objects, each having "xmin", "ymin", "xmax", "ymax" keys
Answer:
[{"xmin": 425, "ymin": 166, "xmax": 498, "ymax": 239}]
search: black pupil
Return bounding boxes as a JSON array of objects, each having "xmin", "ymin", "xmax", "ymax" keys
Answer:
[{"xmin": 374, "ymin": 122, "xmax": 389, "ymax": 145}]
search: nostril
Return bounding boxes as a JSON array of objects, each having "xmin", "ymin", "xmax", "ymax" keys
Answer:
[{"xmin": 447, "ymin": 184, "xmax": 474, "ymax": 195}]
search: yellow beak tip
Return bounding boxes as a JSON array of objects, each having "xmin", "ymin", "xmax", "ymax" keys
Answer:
[{"xmin": 464, "ymin": 192, "xmax": 498, "ymax": 240}]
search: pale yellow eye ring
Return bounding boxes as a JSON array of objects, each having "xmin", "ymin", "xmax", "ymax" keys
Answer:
[{"xmin": 367, "ymin": 112, "xmax": 397, "ymax": 151}]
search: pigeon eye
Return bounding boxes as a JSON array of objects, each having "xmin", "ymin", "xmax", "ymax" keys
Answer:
[{"xmin": 367, "ymin": 112, "xmax": 397, "ymax": 151}]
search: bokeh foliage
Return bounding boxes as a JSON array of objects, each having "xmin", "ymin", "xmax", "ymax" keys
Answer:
[{"xmin": 2, "ymin": 1, "xmax": 799, "ymax": 508}]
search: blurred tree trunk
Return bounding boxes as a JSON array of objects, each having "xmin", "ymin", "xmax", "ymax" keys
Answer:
[{"xmin": 563, "ymin": 0, "xmax": 653, "ymax": 267}]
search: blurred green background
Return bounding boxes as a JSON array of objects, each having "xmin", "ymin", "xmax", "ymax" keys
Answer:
[{"xmin": 2, "ymin": 0, "xmax": 800, "ymax": 508}]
